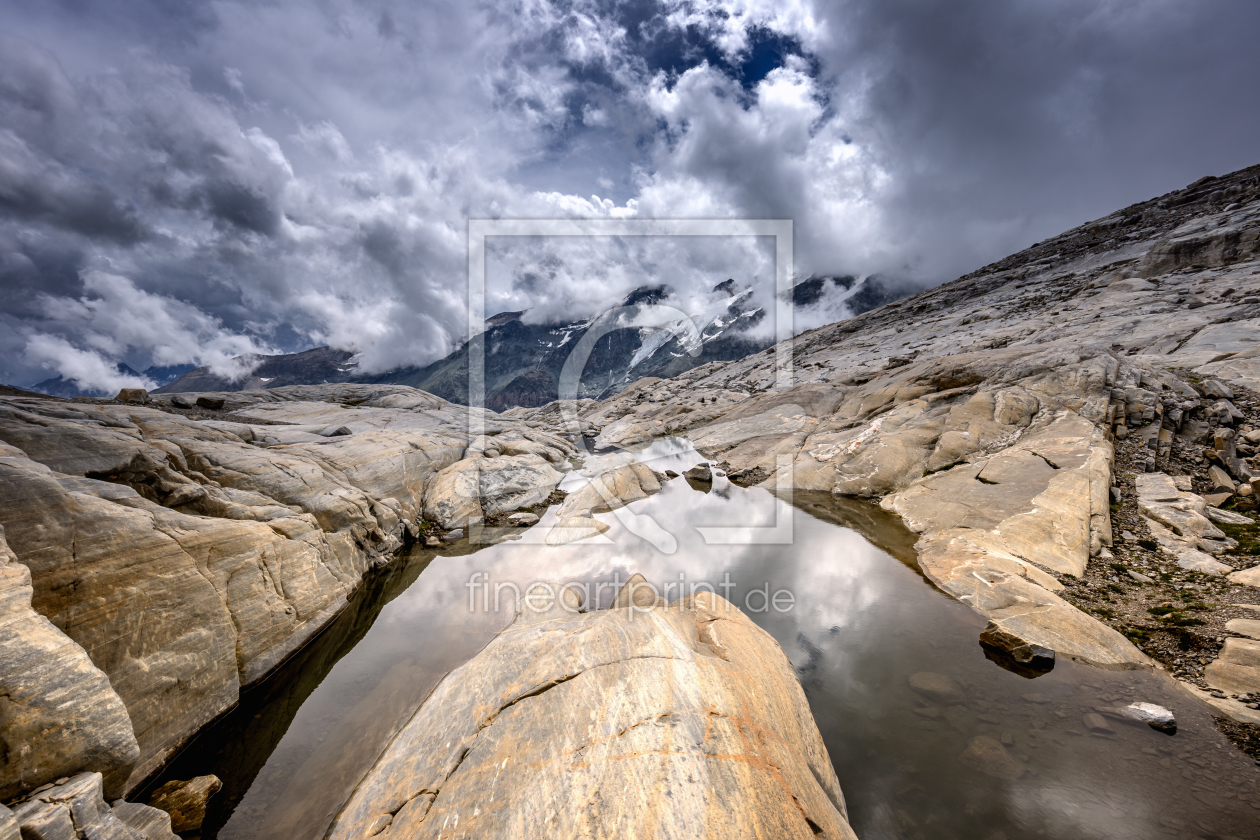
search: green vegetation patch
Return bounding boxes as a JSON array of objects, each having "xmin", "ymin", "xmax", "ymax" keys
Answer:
[{"xmin": 1217, "ymin": 520, "xmax": 1260, "ymax": 555}]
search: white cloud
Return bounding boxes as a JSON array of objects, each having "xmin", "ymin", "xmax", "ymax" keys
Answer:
[
  {"xmin": 28, "ymin": 270, "xmax": 276, "ymax": 381},
  {"xmin": 2, "ymin": 0, "xmax": 1259, "ymax": 391},
  {"xmin": 22, "ymin": 334, "xmax": 155, "ymax": 394}
]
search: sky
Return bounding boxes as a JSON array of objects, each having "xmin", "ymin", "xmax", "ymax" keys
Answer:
[{"xmin": 2, "ymin": 0, "xmax": 1259, "ymax": 392}]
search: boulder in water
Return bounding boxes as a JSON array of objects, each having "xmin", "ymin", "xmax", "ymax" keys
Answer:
[{"xmin": 326, "ymin": 581, "xmax": 856, "ymax": 839}]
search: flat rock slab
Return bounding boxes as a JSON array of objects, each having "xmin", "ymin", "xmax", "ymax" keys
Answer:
[
  {"xmin": 1226, "ymin": 618, "xmax": 1260, "ymax": 640},
  {"xmin": 1135, "ymin": 473, "xmax": 1233, "ymax": 575},
  {"xmin": 1205, "ymin": 638, "xmax": 1260, "ymax": 696},
  {"xmin": 1230, "ymin": 564, "xmax": 1260, "ymax": 588},
  {"xmin": 327, "ymin": 588, "xmax": 856, "ymax": 840}
]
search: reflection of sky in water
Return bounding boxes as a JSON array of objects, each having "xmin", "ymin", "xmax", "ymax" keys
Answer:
[{"xmin": 202, "ymin": 440, "xmax": 1260, "ymax": 840}]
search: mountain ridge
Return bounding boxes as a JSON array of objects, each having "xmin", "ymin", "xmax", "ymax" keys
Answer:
[{"xmin": 150, "ymin": 274, "xmax": 907, "ymax": 406}]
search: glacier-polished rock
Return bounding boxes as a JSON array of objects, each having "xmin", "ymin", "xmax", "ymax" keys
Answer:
[{"xmin": 327, "ymin": 586, "xmax": 855, "ymax": 840}]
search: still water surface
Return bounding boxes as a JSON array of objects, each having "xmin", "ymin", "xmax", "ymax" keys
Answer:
[{"xmin": 146, "ymin": 441, "xmax": 1260, "ymax": 839}]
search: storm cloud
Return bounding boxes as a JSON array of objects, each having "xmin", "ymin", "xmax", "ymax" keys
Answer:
[{"xmin": 1, "ymin": 0, "xmax": 1257, "ymax": 390}]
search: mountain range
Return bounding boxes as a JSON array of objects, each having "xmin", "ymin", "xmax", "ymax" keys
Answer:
[
  {"xmin": 31, "ymin": 363, "xmax": 197, "ymax": 399},
  {"xmin": 111, "ymin": 274, "xmax": 912, "ymax": 408}
]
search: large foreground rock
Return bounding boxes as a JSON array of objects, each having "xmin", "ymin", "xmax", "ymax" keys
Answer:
[
  {"xmin": 327, "ymin": 586, "xmax": 855, "ymax": 839},
  {"xmin": 0, "ymin": 385, "xmax": 575, "ymax": 794}
]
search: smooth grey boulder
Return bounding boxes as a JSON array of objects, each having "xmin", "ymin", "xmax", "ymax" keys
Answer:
[
  {"xmin": 423, "ymin": 454, "xmax": 562, "ymax": 530},
  {"xmin": 327, "ymin": 584, "xmax": 856, "ymax": 840},
  {"xmin": 0, "ymin": 389, "xmax": 472, "ymax": 792}
]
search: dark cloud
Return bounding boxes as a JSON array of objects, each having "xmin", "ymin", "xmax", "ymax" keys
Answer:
[{"xmin": 0, "ymin": 0, "xmax": 1257, "ymax": 390}]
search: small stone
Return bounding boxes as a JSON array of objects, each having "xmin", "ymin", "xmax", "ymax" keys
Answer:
[
  {"xmin": 958, "ymin": 735, "xmax": 1025, "ymax": 778},
  {"xmin": 1201, "ymin": 379, "xmax": 1235, "ymax": 400},
  {"xmin": 1210, "ymin": 399, "xmax": 1246, "ymax": 424},
  {"xmin": 507, "ymin": 512, "xmax": 540, "ymax": 527},
  {"xmin": 115, "ymin": 388, "xmax": 150, "ymax": 404},
  {"xmin": 1207, "ymin": 465, "xmax": 1236, "ymax": 493},
  {"xmin": 908, "ymin": 672, "xmax": 967, "ymax": 706},
  {"xmin": 1206, "ymin": 507, "xmax": 1254, "ymax": 525},
  {"xmin": 1204, "ymin": 491, "xmax": 1234, "ymax": 507},
  {"xmin": 1082, "ymin": 712, "xmax": 1114, "ymax": 735},
  {"xmin": 171, "ymin": 395, "xmax": 193, "ymax": 408},
  {"xmin": 148, "ymin": 775, "xmax": 222, "ymax": 833},
  {"xmin": 1109, "ymin": 486, "xmax": 1122, "ymax": 504},
  {"xmin": 443, "ymin": 529, "xmax": 465, "ymax": 540},
  {"xmin": 684, "ymin": 463, "xmax": 713, "ymax": 482},
  {"xmin": 1128, "ymin": 570, "xmax": 1154, "ymax": 584},
  {"xmin": 195, "ymin": 396, "xmax": 226, "ymax": 410},
  {"xmin": 1127, "ymin": 702, "xmax": 1180, "ymax": 734},
  {"xmin": 424, "ymin": 535, "xmax": 440, "ymax": 547},
  {"xmin": 1121, "ymin": 530, "xmax": 1136, "ymax": 541},
  {"xmin": 664, "ymin": 470, "xmax": 679, "ymax": 478}
]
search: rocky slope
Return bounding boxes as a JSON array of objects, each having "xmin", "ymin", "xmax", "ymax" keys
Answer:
[
  {"xmin": 505, "ymin": 164, "xmax": 1260, "ymax": 704},
  {"xmin": 153, "ymin": 347, "xmax": 358, "ymax": 394},
  {"xmin": 0, "ymin": 384, "xmax": 581, "ymax": 803},
  {"xmin": 327, "ymin": 581, "xmax": 856, "ymax": 840}
]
